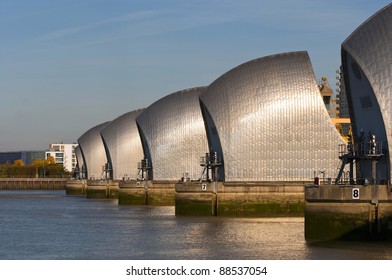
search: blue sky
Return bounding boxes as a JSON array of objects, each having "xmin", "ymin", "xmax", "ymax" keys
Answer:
[{"xmin": 0, "ymin": 0, "xmax": 390, "ymax": 151}]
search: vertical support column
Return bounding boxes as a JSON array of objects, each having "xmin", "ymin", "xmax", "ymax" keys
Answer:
[
  {"xmin": 371, "ymin": 159, "xmax": 380, "ymax": 238},
  {"xmin": 372, "ymin": 160, "xmax": 378, "ymax": 204},
  {"xmin": 349, "ymin": 159, "xmax": 355, "ymax": 185}
]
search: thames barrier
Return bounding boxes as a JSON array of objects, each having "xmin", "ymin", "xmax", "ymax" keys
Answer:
[{"xmin": 66, "ymin": 4, "xmax": 392, "ymax": 241}]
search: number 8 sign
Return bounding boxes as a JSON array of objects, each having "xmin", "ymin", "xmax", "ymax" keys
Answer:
[{"xmin": 352, "ymin": 188, "xmax": 360, "ymax": 199}]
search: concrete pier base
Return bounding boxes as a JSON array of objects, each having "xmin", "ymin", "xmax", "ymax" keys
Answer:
[
  {"xmin": 85, "ymin": 180, "xmax": 119, "ymax": 199},
  {"xmin": 118, "ymin": 181, "xmax": 175, "ymax": 206},
  {"xmin": 175, "ymin": 182, "xmax": 305, "ymax": 216},
  {"xmin": 305, "ymin": 185, "xmax": 392, "ymax": 241},
  {"xmin": 66, "ymin": 180, "xmax": 87, "ymax": 195}
]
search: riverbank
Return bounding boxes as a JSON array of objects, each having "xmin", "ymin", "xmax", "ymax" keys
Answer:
[{"xmin": 0, "ymin": 178, "xmax": 68, "ymax": 190}]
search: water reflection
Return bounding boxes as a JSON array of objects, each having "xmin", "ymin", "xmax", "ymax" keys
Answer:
[
  {"xmin": 0, "ymin": 191, "xmax": 391, "ymax": 260},
  {"xmin": 306, "ymin": 240, "xmax": 392, "ymax": 260},
  {"xmin": 170, "ymin": 216, "xmax": 307, "ymax": 260}
]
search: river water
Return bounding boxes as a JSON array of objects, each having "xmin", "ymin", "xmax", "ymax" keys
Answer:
[{"xmin": 1, "ymin": 190, "xmax": 392, "ymax": 260}]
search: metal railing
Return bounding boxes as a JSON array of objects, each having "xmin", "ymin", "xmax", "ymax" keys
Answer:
[{"xmin": 339, "ymin": 141, "xmax": 384, "ymax": 157}]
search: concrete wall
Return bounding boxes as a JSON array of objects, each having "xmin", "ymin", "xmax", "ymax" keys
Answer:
[
  {"xmin": 175, "ymin": 182, "xmax": 305, "ymax": 216},
  {"xmin": 66, "ymin": 179, "xmax": 87, "ymax": 195},
  {"xmin": 118, "ymin": 181, "xmax": 175, "ymax": 206},
  {"xmin": 305, "ymin": 185, "xmax": 392, "ymax": 241},
  {"xmin": 85, "ymin": 180, "xmax": 119, "ymax": 199},
  {"xmin": 0, "ymin": 178, "xmax": 67, "ymax": 190}
]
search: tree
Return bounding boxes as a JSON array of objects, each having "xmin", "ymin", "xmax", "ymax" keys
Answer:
[
  {"xmin": 44, "ymin": 156, "xmax": 56, "ymax": 165},
  {"xmin": 9, "ymin": 160, "xmax": 27, "ymax": 177},
  {"xmin": 0, "ymin": 163, "xmax": 10, "ymax": 177},
  {"xmin": 45, "ymin": 164, "xmax": 66, "ymax": 177},
  {"xmin": 31, "ymin": 158, "xmax": 44, "ymax": 167},
  {"xmin": 0, "ymin": 156, "xmax": 68, "ymax": 178},
  {"xmin": 12, "ymin": 159, "xmax": 25, "ymax": 167},
  {"xmin": 30, "ymin": 158, "xmax": 44, "ymax": 178}
]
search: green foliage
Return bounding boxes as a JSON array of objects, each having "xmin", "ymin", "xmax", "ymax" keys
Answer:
[
  {"xmin": 44, "ymin": 164, "xmax": 66, "ymax": 177},
  {"xmin": 0, "ymin": 163, "xmax": 10, "ymax": 177},
  {"xmin": 0, "ymin": 158, "xmax": 70, "ymax": 178}
]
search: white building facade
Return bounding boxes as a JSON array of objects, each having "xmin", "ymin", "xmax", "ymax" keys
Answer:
[{"xmin": 45, "ymin": 143, "xmax": 78, "ymax": 172}]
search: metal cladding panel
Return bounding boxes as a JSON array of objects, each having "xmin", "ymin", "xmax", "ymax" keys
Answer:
[
  {"xmin": 75, "ymin": 145, "xmax": 84, "ymax": 170},
  {"xmin": 200, "ymin": 51, "xmax": 346, "ymax": 182},
  {"xmin": 100, "ymin": 109, "xmax": 144, "ymax": 180},
  {"xmin": 342, "ymin": 4, "xmax": 392, "ymax": 180},
  {"xmin": 77, "ymin": 122, "xmax": 110, "ymax": 179},
  {"xmin": 136, "ymin": 87, "xmax": 209, "ymax": 180}
]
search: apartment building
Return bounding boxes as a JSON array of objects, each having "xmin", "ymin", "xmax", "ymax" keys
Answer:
[{"xmin": 46, "ymin": 143, "xmax": 77, "ymax": 172}]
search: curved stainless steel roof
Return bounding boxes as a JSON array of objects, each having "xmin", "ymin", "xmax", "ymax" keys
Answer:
[
  {"xmin": 200, "ymin": 51, "xmax": 346, "ymax": 182},
  {"xmin": 77, "ymin": 122, "xmax": 110, "ymax": 179},
  {"xmin": 100, "ymin": 109, "xmax": 144, "ymax": 180},
  {"xmin": 342, "ymin": 4, "xmax": 392, "ymax": 181},
  {"xmin": 74, "ymin": 145, "xmax": 84, "ymax": 170},
  {"xmin": 136, "ymin": 87, "xmax": 208, "ymax": 181}
]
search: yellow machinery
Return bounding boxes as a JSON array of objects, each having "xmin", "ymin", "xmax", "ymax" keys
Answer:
[{"xmin": 319, "ymin": 76, "xmax": 352, "ymax": 142}]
